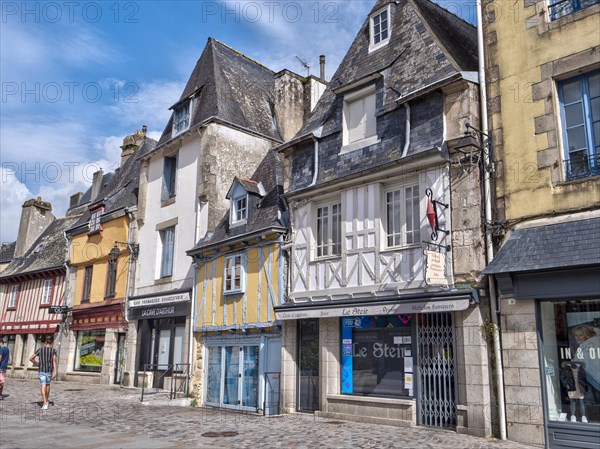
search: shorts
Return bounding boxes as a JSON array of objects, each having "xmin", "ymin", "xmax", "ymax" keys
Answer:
[
  {"xmin": 38, "ymin": 372, "xmax": 52, "ymax": 385},
  {"xmin": 0, "ymin": 370, "xmax": 5, "ymax": 385}
]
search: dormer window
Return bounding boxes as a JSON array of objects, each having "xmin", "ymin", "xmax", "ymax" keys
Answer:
[
  {"xmin": 173, "ymin": 101, "xmax": 191, "ymax": 135},
  {"xmin": 89, "ymin": 207, "xmax": 104, "ymax": 233},
  {"xmin": 342, "ymin": 84, "xmax": 379, "ymax": 153},
  {"xmin": 232, "ymin": 194, "xmax": 248, "ymax": 224},
  {"xmin": 370, "ymin": 5, "xmax": 391, "ymax": 52}
]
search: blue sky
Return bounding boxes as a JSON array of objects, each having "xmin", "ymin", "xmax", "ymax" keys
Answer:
[{"xmin": 0, "ymin": 0, "xmax": 477, "ymax": 242}]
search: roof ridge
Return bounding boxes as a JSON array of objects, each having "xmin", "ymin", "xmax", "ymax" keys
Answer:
[
  {"xmin": 410, "ymin": 0, "xmax": 475, "ymax": 29},
  {"xmin": 211, "ymin": 38, "xmax": 275, "ymax": 73}
]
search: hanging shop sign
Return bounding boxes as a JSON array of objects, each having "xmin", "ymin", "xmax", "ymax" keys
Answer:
[{"xmin": 425, "ymin": 250, "xmax": 448, "ymax": 287}]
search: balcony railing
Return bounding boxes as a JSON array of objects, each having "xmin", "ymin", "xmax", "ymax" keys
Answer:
[
  {"xmin": 565, "ymin": 153, "xmax": 600, "ymax": 181},
  {"xmin": 550, "ymin": 0, "xmax": 599, "ymax": 20}
]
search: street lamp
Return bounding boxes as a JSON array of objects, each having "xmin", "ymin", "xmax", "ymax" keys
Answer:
[{"xmin": 109, "ymin": 241, "xmax": 139, "ymax": 261}]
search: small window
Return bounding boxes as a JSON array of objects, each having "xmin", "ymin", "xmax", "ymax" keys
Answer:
[
  {"xmin": 82, "ymin": 265, "xmax": 93, "ymax": 302},
  {"xmin": 7, "ymin": 284, "xmax": 20, "ymax": 308},
  {"xmin": 386, "ymin": 184, "xmax": 421, "ymax": 247},
  {"xmin": 41, "ymin": 279, "xmax": 53, "ymax": 305},
  {"xmin": 105, "ymin": 258, "xmax": 117, "ymax": 298},
  {"xmin": 549, "ymin": 0, "xmax": 599, "ymax": 21},
  {"xmin": 162, "ymin": 154, "xmax": 178, "ymax": 201},
  {"xmin": 316, "ymin": 201, "xmax": 342, "ymax": 258},
  {"xmin": 89, "ymin": 207, "xmax": 104, "ymax": 233},
  {"xmin": 224, "ymin": 254, "xmax": 245, "ymax": 294},
  {"xmin": 173, "ymin": 101, "xmax": 191, "ymax": 135},
  {"xmin": 232, "ymin": 195, "xmax": 248, "ymax": 224},
  {"xmin": 159, "ymin": 226, "xmax": 175, "ymax": 278},
  {"xmin": 369, "ymin": 5, "xmax": 391, "ymax": 51},
  {"xmin": 342, "ymin": 86, "xmax": 378, "ymax": 152},
  {"xmin": 558, "ymin": 70, "xmax": 600, "ymax": 180}
]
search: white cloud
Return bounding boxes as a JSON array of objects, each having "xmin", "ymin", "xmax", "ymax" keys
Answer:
[{"xmin": 0, "ymin": 167, "xmax": 33, "ymax": 243}]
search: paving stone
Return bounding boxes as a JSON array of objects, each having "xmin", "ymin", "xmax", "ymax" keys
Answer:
[{"xmin": 0, "ymin": 379, "xmax": 540, "ymax": 449}]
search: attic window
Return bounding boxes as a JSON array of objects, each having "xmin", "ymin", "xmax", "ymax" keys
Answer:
[
  {"xmin": 33, "ymin": 243, "xmax": 45, "ymax": 254},
  {"xmin": 231, "ymin": 194, "xmax": 248, "ymax": 225},
  {"xmin": 369, "ymin": 5, "xmax": 391, "ymax": 52},
  {"xmin": 89, "ymin": 207, "xmax": 104, "ymax": 233},
  {"xmin": 173, "ymin": 101, "xmax": 191, "ymax": 135}
]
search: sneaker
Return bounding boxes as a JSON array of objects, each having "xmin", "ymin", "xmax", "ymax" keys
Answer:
[
  {"xmin": 582, "ymin": 416, "xmax": 588, "ymax": 423},
  {"xmin": 42, "ymin": 403, "xmax": 48, "ymax": 410},
  {"xmin": 570, "ymin": 415, "xmax": 577, "ymax": 422}
]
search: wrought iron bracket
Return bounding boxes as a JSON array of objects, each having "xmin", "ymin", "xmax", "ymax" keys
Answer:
[{"xmin": 426, "ymin": 188, "xmax": 450, "ymax": 241}]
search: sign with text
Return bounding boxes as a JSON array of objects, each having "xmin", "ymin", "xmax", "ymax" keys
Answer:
[
  {"xmin": 48, "ymin": 305, "xmax": 69, "ymax": 314},
  {"xmin": 128, "ymin": 301, "xmax": 189, "ymax": 320},
  {"xmin": 425, "ymin": 250, "xmax": 448, "ymax": 287},
  {"xmin": 129, "ymin": 292, "xmax": 190, "ymax": 308}
]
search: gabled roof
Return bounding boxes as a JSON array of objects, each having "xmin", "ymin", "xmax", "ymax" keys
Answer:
[
  {"xmin": 68, "ymin": 137, "xmax": 156, "ymax": 234},
  {"xmin": 0, "ymin": 242, "xmax": 16, "ymax": 264},
  {"xmin": 483, "ymin": 217, "xmax": 600, "ymax": 274},
  {"xmin": 1, "ymin": 215, "xmax": 81, "ymax": 280},
  {"xmin": 226, "ymin": 178, "xmax": 265, "ymax": 198},
  {"xmin": 188, "ymin": 150, "xmax": 287, "ymax": 254},
  {"xmin": 297, "ymin": 0, "xmax": 477, "ymax": 136},
  {"xmin": 157, "ymin": 38, "xmax": 281, "ymax": 148}
]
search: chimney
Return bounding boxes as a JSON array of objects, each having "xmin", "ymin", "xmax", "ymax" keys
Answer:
[
  {"xmin": 90, "ymin": 169, "xmax": 104, "ymax": 202},
  {"xmin": 319, "ymin": 55, "xmax": 326, "ymax": 81},
  {"xmin": 69, "ymin": 192, "xmax": 83, "ymax": 209},
  {"xmin": 14, "ymin": 197, "xmax": 55, "ymax": 258},
  {"xmin": 120, "ymin": 128, "xmax": 146, "ymax": 166}
]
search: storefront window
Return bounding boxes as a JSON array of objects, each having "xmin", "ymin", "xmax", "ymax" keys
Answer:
[
  {"xmin": 541, "ymin": 299, "xmax": 600, "ymax": 425},
  {"xmin": 74, "ymin": 330, "xmax": 105, "ymax": 372},
  {"xmin": 6, "ymin": 335, "xmax": 16, "ymax": 366},
  {"xmin": 341, "ymin": 315, "xmax": 414, "ymax": 398}
]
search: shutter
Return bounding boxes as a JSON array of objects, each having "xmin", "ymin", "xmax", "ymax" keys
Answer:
[{"xmin": 364, "ymin": 93, "xmax": 376, "ymax": 138}]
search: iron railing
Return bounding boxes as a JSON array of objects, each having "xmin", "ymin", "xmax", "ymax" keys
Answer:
[
  {"xmin": 140, "ymin": 363, "xmax": 191, "ymax": 402},
  {"xmin": 549, "ymin": 0, "xmax": 599, "ymax": 20},
  {"xmin": 565, "ymin": 153, "xmax": 600, "ymax": 181}
]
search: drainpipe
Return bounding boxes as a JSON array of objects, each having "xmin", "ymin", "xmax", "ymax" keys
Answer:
[
  {"xmin": 477, "ymin": 0, "xmax": 507, "ymax": 439},
  {"xmin": 307, "ymin": 126, "xmax": 324, "ymax": 188},
  {"xmin": 56, "ymin": 230, "xmax": 71, "ymax": 378},
  {"xmin": 400, "ymin": 103, "xmax": 411, "ymax": 158},
  {"xmin": 120, "ymin": 210, "xmax": 135, "ymax": 387},
  {"xmin": 187, "ymin": 257, "xmax": 198, "ymax": 395}
]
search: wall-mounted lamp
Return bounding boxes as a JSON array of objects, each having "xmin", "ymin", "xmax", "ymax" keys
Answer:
[{"xmin": 109, "ymin": 241, "xmax": 139, "ymax": 261}]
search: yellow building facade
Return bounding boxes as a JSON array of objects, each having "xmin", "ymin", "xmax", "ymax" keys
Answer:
[{"xmin": 483, "ymin": 2, "xmax": 600, "ymax": 448}]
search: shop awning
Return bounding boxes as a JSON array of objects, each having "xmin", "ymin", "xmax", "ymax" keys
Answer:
[{"xmin": 274, "ymin": 290, "xmax": 473, "ymax": 321}]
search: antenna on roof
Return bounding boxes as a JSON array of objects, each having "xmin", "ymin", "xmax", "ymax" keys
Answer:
[{"xmin": 295, "ymin": 56, "xmax": 311, "ymax": 76}]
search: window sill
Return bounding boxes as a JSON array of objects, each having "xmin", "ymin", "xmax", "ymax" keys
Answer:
[
  {"xmin": 172, "ymin": 126, "xmax": 190, "ymax": 138},
  {"xmin": 6, "ymin": 307, "xmax": 17, "ymax": 311},
  {"xmin": 40, "ymin": 304, "xmax": 51, "ymax": 308},
  {"xmin": 154, "ymin": 276, "xmax": 173, "ymax": 285},
  {"xmin": 368, "ymin": 40, "xmax": 390, "ymax": 54},
  {"xmin": 327, "ymin": 394, "xmax": 415, "ymax": 405},
  {"xmin": 556, "ymin": 172, "xmax": 600, "ymax": 187},
  {"xmin": 381, "ymin": 243, "xmax": 422, "ymax": 253},
  {"xmin": 224, "ymin": 290, "xmax": 245, "ymax": 297},
  {"xmin": 313, "ymin": 254, "xmax": 342, "ymax": 262},
  {"xmin": 87, "ymin": 229, "xmax": 102, "ymax": 237},
  {"xmin": 161, "ymin": 196, "xmax": 176, "ymax": 207},
  {"xmin": 340, "ymin": 136, "xmax": 380, "ymax": 155},
  {"xmin": 230, "ymin": 220, "xmax": 247, "ymax": 228}
]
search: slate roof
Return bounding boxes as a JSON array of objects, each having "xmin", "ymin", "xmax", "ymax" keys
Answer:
[
  {"xmin": 0, "ymin": 242, "xmax": 16, "ymax": 264},
  {"xmin": 0, "ymin": 215, "xmax": 81, "ymax": 279},
  {"xmin": 188, "ymin": 150, "xmax": 287, "ymax": 253},
  {"xmin": 156, "ymin": 38, "xmax": 281, "ymax": 149},
  {"xmin": 297, "ymin": 0, "xmax": 477, "ymax": 136},
  {"xmin": 483, "ymin": 218, "xmax": 600, "ymax": 274},
  {"xmin": 68, "ymin": 137, "xmax": 156, "ymax": 234}
]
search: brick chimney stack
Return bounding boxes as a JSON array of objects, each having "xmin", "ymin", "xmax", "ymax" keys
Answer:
[
  {"xmin": 14, "ymin": 197, "xmax": 55, "ymax": 258},
  {"xmin": 120, "ymin": 128, "xmax": 146, "ymax": 167}
]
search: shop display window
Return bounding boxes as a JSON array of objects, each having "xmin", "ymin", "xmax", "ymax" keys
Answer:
[
  {"xmin": 74, "ymin": 330, "xmax": 105, "ymax": 372},
  {"xmin": 541, "ymin": 299, "xmax": 600, "ymax": 425},
  {"xmin": 341, "ymin": 315, "xmax": 414, "ymax": 398}
]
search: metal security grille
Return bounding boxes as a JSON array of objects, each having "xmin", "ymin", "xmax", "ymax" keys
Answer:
[{"xmin": 417, "ymin": 312, "xmax": 457, "ymax": 428}]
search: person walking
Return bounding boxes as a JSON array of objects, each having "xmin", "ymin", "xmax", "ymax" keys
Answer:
[
  {"xmin": 29, "ymin": 336, "xmax": 57, "ymax": 410},
  {"xmin": 0, "ymin": 337, "xmax": 9, "ymax": 400}
]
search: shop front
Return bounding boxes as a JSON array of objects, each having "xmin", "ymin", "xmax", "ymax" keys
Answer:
[
  {"xmin": 68, "ymin": 303, "xmax": 126, "ymax": 384},
  {"xmin": 484, "ymin": 217, "xmax": 600, "ymax": 449},
  {"xmin": 128, "ymin": 290, "xmax": 191, "ymax": 388},
  {"xmin": 275, "ymin": 290, "xmax": 483, "ymax": 430}
]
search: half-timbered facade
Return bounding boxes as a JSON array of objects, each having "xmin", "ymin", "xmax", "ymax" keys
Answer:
[
  {"xmin": 187, "ymin": 150, "xmax": 287, "ymax": 414},
  {"xmin": 0, "ymin": 210, "xmax": 80, "ymax": 379},
  {"xmin": 275, "ymin": 0, "xmax": 494, "ymax": 437}
]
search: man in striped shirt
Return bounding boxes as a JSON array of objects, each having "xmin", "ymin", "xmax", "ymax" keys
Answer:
[{"xmin": 29, "ymin": 336, "xmax": 57, "ymax": 410}]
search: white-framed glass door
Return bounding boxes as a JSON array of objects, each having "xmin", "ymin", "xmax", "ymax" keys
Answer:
[{"xmin": 205, "ymin": 345, "xmax": 260, "ymax": 411}]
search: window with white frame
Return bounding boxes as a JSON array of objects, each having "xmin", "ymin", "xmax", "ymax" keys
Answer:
[
  {"xmin": 41, "ymin": 279, "xmax": 53, "ymax": 305},
  {"xmin": 549, "ymin": 0, "xmax": 598, "ymax": 21},
  {"xmin": 231, "ymin": 195, "xmax": 248, "ymax": 224},
  {"xmin": 369, "ymin": 5, "xmax": 391, "ymax": 51},
  {"xmin": 89, "ymin": 207, "xmax": 103, "ymax": 233},
  {"xmin": 558, "ymin": 70, "xmax": 600, "ymax": 180},
  {"xmin": 316, "ymin": 201, "xmax": 342, "ymax": 258},
  {"xmin": 162, "ymin": 154, "xmax": 178, "ymax": 201},
  {"xmin": 159, "ymin": 226, "xmax": 175, "ymax": 278},
  {"xmin": 224, "ymin": 254, "xmax": 245, "ymax": 294},
  {"xmin": 386, "ymin": 184, "xmax": 421, "ymax": 247},
  {"xmin": 343, "ymin": 86, "xmax": 378, "ymax": 151},
  {"xmin": 173, "ymin": 101, "xmax": 191, "ymax": 135},
  {"xmin": 7, "ymin": 284, "xmax": 20, "ymax": 308}
]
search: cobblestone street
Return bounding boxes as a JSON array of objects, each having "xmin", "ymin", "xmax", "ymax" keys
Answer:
[{"xmin": 0, "ymin": 379, "xmax": 541, "ymax": 449}]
